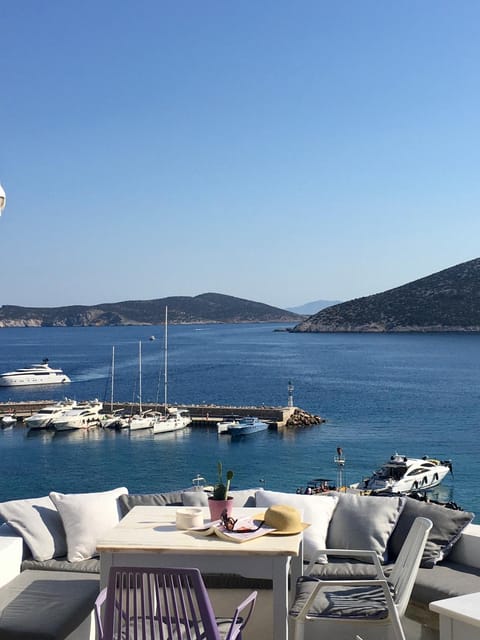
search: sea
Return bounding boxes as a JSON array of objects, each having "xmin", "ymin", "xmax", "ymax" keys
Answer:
[{"xmin": 0, "ymin": 324, "xmax": 478, "ymax": 522}]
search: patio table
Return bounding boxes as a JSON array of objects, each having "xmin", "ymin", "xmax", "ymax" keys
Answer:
[{"xmin": 97, "ymin": 505, "xmax": 303, "ymax": 640}]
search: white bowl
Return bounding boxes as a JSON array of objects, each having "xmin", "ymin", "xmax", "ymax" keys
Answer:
[{"xmin": 176, "ymin": 507, "xmax": 204, "ymax": 530}]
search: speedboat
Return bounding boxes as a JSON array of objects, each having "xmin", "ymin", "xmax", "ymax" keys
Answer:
[
  {"xmin": 24, "ymin": 399, "xmax": 77, "ymax": 430},
  {"xmin": 0, "ymin": 359, "xmax": 70, "ymax": 387},
  {"xmin": 227, "ymin": 416, "xmax": 269, "ymax": 436},
  {"xmin": 217, "ymin": 414, "xmax": 241, "ymax": 434},
  {"xmin": 1, "ymin": 414, "xmax": 16, "ymax": 427},
  {"xmin": 358, "ymin": 453, "xmax": 453, "ymax": 494},
  {"xmin": 152, "ymin": 408, "xmax": 191, "ymax": 435},
  {"xmin": 50, "ymin": 400, "xmax": 103, "ymax": 432}
]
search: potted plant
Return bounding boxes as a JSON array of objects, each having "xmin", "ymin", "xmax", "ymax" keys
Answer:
[{"xmin": 208, "ymin": 461, "xmax": 234, "ymax": 521}]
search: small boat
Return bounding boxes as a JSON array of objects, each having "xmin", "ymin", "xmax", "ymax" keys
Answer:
[
  {"xmin": 227, "ymin": 416, "xmax": 269, "ymax": 436},
  {"xmin": 217, "ymin": 414, "xmax": 241, "ymax": 435},
  {"xmin": 25, "ymin": 399, "xmax": 77, "ymax": 431},
  {"xmin": 50, "ymin": 400, "xmax": 103, "ymax": 432},
  {"xmin": 358, "ymin": 453, "xmax": 453, "ymax": 494},
  {"xmin": 1, "ymin": 414, "xmax": 17, "ymax": 427},
  {"xmin": 0, "ymin": 359, "xmax": 70, "ymax": 387}
]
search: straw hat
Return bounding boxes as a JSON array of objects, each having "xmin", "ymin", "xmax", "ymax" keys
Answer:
[{"xmin": 255, "ymin": 504, "xmax": 310, "ymax": 535}]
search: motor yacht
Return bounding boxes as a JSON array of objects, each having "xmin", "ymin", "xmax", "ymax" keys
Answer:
[
  {"xmin": 24, "ymin": 399, "xmax": 77, "ymax": 430},
  {"xmin": 0, "ymin": 359, "xmax": 70, "ymax": 387},
  {"xmin": 50, "ymin": 400, "xmax": 103, "ymax": 432},
  {"xmin": 358, "ymin": 453, "xmax": 453, "ymax": 494}
]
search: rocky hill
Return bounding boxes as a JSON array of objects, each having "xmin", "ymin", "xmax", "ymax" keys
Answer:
[
  {"xmin": 0, "ymin": 293, "xmax": 301, "ymax": 328},
  {"xmin": 291, "ymin": 258, "xmax": 480, "ymax": 332}
]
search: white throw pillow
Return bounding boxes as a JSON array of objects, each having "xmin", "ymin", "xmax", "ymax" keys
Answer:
[
  {"xmin": 255, "ymin": 490, "xmax": 338, "ymax": 562},
  {"xmin": 0, "ymin": 495, "xmax": 67, "ymax": 561},
  {"xmin": 50, "ymin": 487, "xmax": 128, "ymax": 562}
]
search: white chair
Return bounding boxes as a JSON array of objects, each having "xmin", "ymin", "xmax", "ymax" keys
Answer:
[{"xmin": 289, "ymin": 516, "xmax": 433, "ymax": 640}]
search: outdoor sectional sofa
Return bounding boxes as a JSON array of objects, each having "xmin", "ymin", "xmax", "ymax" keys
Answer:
[{"xmin": 0, "ymin": 486, "xmax": 478, "ymax": 639}]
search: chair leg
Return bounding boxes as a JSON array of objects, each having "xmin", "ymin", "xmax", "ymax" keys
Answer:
[{"xmin": 292, "ymin": 618, "xmax": 305, "ymax": 640}]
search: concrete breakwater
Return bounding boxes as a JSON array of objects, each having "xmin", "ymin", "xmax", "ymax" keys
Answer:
[{"xmin": 0, "ymin": 401, "xmax": 324, "ymax": 428}]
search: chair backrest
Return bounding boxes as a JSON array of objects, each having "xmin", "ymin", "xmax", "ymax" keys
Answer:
[
  {"xmin": 102, "ymin": 566, "xmax": 221, "ymax": 640},
  {"xmin": 388, "ymin": 516, "xmax": 432, "ymax": 616}
]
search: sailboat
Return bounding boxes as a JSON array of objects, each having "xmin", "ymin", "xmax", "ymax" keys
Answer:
[
  {"xmin": 152, "ymin": 307, "xmax": 191, "ymax": 435},
  {"xmin": 128, "ymin": 342, "xmax": 153, "ymax": 431},
  {"xmin": 101, "ymin": 347, "xmax": 129, "ymax": 430}
]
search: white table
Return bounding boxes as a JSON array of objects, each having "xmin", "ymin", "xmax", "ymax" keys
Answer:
[
  {"xmin": 97, "ymin": 506, "xmax": 303, "ymax": 640},
  {"xmin": 430, "ymin": 592, "xmax": 480, "ymax": 640}
]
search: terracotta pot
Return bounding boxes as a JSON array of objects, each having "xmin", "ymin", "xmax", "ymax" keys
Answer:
[{"xmin": 208, "ymin": 496, "xmax": 233, "ymax": 521}]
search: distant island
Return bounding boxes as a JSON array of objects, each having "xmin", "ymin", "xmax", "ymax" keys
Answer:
[
  {"xmin": 291, "ymin": 257, "xmax": 480, "ymax": 333},
  {"xmin": 0, "ymin": 293, "xmax": 302, "ymax": 328}
]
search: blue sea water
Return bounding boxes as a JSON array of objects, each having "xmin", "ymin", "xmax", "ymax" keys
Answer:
[{"xmin": 0, "ymin": 324, "xmax": 478, "ymax": 521}]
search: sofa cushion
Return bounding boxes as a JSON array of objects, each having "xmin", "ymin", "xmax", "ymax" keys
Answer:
[
  {"xmin": 412, "ymin": 559, "xmax": 480, "ymax": 603},
  {"xmin": 21, "ymin": 556, "xmax": 100, "ymax": 574},
  {"xmin": 50, "ymin": 487, "xmax": 128, "ymax": 562},
  {"xmin": 255, "ymin": 490, "xmax": 338, "ymax": 562},
  {"xmin": 0, "ymin": 569, "xmax": 99, "ymax": 640},
  {"xmin": 182, "ymin": 489, "xmax": 256, "ymax": 508},
  {"xmin": 0, "ymin": 496, "xmax": 67, "ymax": 562},
  {"xmin": 326, "ymin": 493, "xmax": 405, "ymax": 563},
  {"xmin": 307, "ymin": 557, "xmax": 388, "ymax": 581},
  {"xmin": 388, "ymin": 498, "xmax": 474, "ymax": 568},
  {"xmin": 118, "ymin": 491, "xmax": 184, "ymax": 517}
]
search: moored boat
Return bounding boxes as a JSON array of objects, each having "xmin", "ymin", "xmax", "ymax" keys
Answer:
[
  {"xmin": 1, "ymin": 414, "xmax": 17, "ymax": 427},
  {"xmin": 152, "ymin": 407, "xmax": 191, "ymax": 435},
  {"xmin": 357, "ymin": 453, "xmax": 453, "ymax": 494},
  {"xmin": 217, "ymin": 414, "xmax": 241, "ymax": 434},
  {"xmin": 0, "ymin": 359, "xmax": 70, "ymax": 387},
  {"xmin": 50, "ymin": 400, "xmax": 103, "ymax": 432},
  {"xmin": 25, "ymin": 399, "xmax": 77, "ymax": 431},
  {"xmin": 227, "ymin": 416, "xmax": 269, "ymax": 436}
]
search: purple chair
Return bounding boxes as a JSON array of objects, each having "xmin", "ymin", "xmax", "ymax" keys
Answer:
[{"xmin": 95, "ymin": 566, "xmax": 257, "ymax": 639}]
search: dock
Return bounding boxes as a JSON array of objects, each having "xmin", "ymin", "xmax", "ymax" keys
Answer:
[{"xmin": 0, "ymin": 401, "xmax": 323, "ymax": 428}]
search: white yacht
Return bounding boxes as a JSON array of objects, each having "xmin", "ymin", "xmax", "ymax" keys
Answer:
[
  {"xmin": 25, "ymin": 399, "xmax": 77, "ymax": 431},
  {"xmin": 358, "ymin": 453, "xmax": 453, "ymax": 494},
  {"xmin": 0, "ymin": 359, "xmax": 70, "ymax": 387},
  {"xmin": 152, "ymin": 408, "xmax": 191, "ymax": 435},
  {"xmin": 50, "ymin": 400, "xmax": 103, "ymax": 432}
]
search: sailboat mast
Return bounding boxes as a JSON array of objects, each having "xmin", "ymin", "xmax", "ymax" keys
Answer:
[
  {"xmin": 110, "ymin": 346, "xmax": 115, "ymax": 412},
  {"xmin": 164, "ymin": 306, "xmax": 168, "ymax": 415},
  {"xmin": 139, "ymin": 341, "xmax": 142, "ymax": 413}
]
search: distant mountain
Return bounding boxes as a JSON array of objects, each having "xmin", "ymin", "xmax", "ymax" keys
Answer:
[
  {"xmin": 287, "ymin": 299, "xmax": 342, "ymax": 315},
  {"xmin": 291, "ymin": 258, "xmax": 480, "ymax": 332},
  {"xmin": 0, "ymin": 293, "xmax": 302, "ymax": 328}
]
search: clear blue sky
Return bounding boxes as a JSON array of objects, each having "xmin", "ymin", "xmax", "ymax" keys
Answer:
[{"xmin": 1, "ymin": 1, "xmax": 480, "ymax": 309}]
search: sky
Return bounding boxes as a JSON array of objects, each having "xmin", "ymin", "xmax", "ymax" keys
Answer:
[{"xmin": 1, "ymin": 1, "xmax": 480, "ymax": 310}]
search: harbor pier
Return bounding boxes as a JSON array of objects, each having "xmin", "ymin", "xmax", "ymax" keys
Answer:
[{"xmin": 0, "ymin": 401, "xmax": 324, "ymax": 428}]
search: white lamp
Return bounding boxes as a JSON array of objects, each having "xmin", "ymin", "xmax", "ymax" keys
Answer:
[{"xmin": 0, "ymin": 184, "xmax": 6, "ymax": 216}]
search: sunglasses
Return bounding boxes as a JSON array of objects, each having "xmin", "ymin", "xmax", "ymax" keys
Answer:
[{"xmin": 220, "ymin": 509, "xmax": 264, "ymax": 533}]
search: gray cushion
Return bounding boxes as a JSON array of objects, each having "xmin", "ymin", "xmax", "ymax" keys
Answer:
[
  {"xmin": 0, "ymin": 496, "xmax": 67, "ymax": 562},
  {"xmin": 0, "ymin": 570, "xmax": 99, "ymax": 640},
  {"xmin": 326, "ymin": 493, "xmax": 405, "ymax": 563},
  {"xmin": 118, "ymin": 491, "xmax": 184, "ymax": 517},
  {"xmin": 388, "ymin": 498, "xmax": 474, "ymax": 568},
  {"xmin": 412, "ymin": 559, "xmax": 480, "ymax": 603},
  {"xmin": 21, "ymin": 556, "xmax": 100, "ymax": 574},
  {"xmin": 290, "ymin": 576, "xmax": 390, "ymax": 620},
  {"xmin": 181, "ymin": 490, "xmax": 256, "ymax": 508},
  {"xmin": 307, "ymin": 558, "xmax": 391, "ymax": 581},
  {"xmin": 182, "ymin": 491, "xmax": 209, "ymax": 507}
]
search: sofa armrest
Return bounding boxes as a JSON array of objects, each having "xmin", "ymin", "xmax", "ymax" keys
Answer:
[
  {"xmin": 0, "ymin": 524, "xmax": 23, "ymax": 588},
  {"xmin": 448, "ymin": 523, "xmax": 480, "ymax": 568}
]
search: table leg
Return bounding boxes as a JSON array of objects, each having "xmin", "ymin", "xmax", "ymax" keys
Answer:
[{"xmin": 272, "ymin": 557, "xmax": 290, "ymax": 640}]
